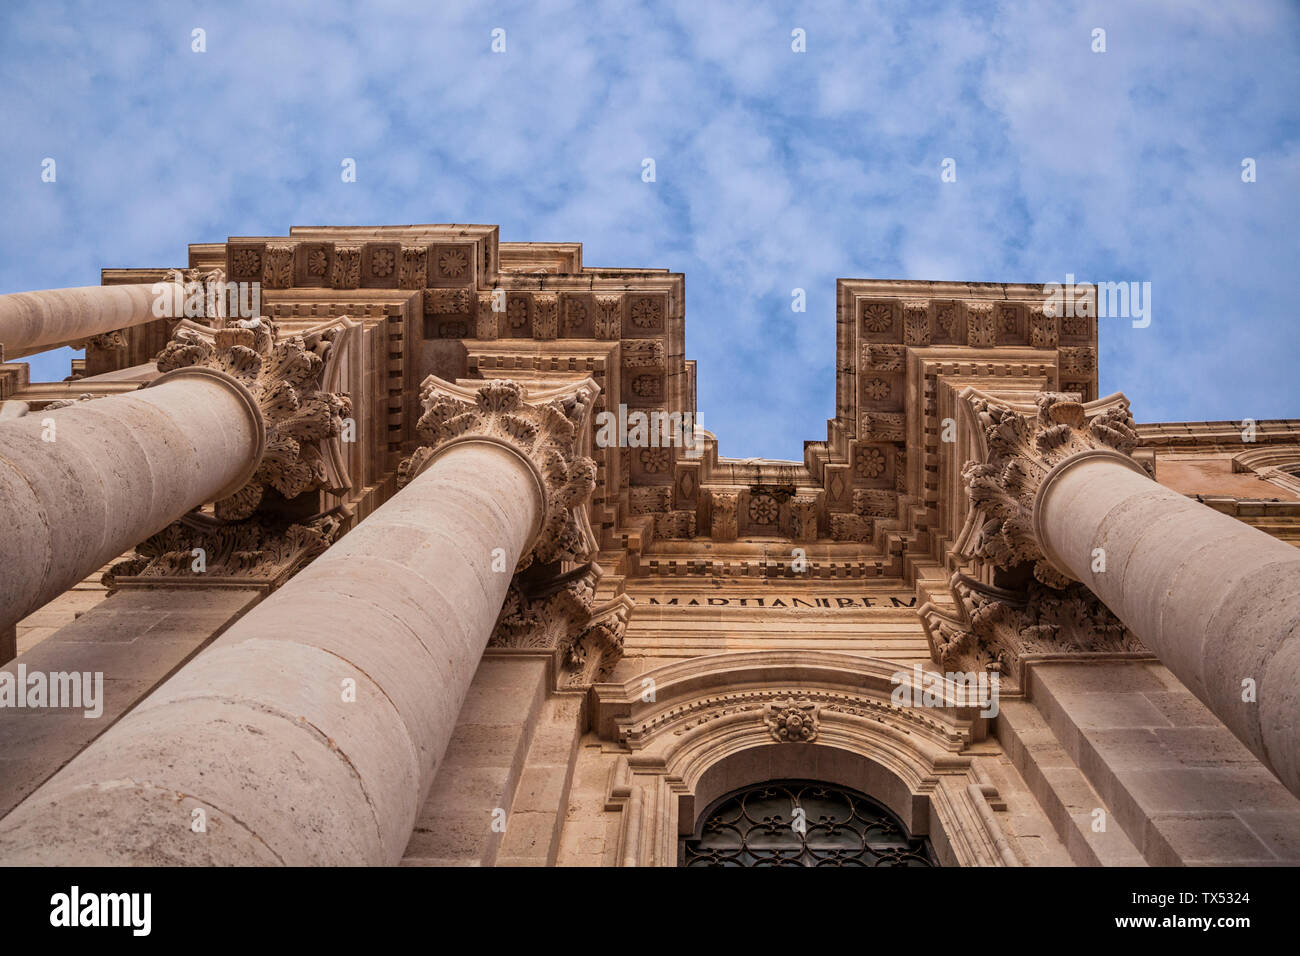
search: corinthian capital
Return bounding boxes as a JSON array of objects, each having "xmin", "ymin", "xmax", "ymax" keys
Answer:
[
  {"xmin": 960, "ymin": 389, "xmax": 1140, "ymax": 586},
  {"xmin": 155, "ymin": 318, "xmax": 353, "ymax": 520},
  {"xmin": 403, "ymin": 376, "xmax": 599, "ymax": 568}
]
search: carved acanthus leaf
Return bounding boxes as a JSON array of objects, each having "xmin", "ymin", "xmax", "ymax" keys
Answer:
[
  {"xmin": 921, "ymin": 573, "xmax": 1144, "ymax": 682},
  {"xmin": 104, "ymin": 511, "xmax": 343, "ymax": 591},
  {"xmin": 961, "ymin": 390, "xmax": 1139, "ymax": 587},
  {"xmin": 155, "ymin": 318, "xmax": 353, "ymax": 520},
  {"xmin": 405, "ymin": 377, "xmax": 598, "ymax": 568}
]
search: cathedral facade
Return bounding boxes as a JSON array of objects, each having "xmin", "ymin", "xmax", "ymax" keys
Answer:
[{"xmin": 1, "ymin": 224, "xmax": 1297, "ymax": 866}]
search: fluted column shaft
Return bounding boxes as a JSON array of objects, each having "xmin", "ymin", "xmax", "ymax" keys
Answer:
[
  {"xmin": 1036, "ymin": 452, "xmax": 1300, "ymax": 797},
  {"xmin": 0, "ymin": 281, "xmax": 183, "ymax": 360},
  {"xmin": 0, "ymin": 440, "xmax": 544, "ymax": 865},
  {"xmin": 0, "ymin": 368, "xmax": 264, "ymax": 631}
]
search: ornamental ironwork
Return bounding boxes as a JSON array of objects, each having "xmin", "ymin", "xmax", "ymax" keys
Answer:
[{"xmin": 680, "ymin": 779, "xmax": 937, "ymax": 867}]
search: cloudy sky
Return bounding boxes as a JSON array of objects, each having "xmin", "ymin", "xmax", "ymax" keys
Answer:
[{"xmin": 2, "ymin": 0, "xmax": 1297, "ymax": 459}]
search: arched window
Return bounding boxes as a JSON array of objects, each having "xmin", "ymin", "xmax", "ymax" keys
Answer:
[{"xmin": 680, "ymin": 779, "xmax": 937, "ymax": 867}]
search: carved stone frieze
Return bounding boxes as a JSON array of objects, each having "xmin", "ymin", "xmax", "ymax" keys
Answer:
[
  {"xmin": 399, "ymin": 246, "xmax": 428, "ymax": 289},
  {"xmin": 330, "ymin": 244, "xmax": 362, "ymax": 289},
  {"xmin": 921, "ymin": 573, "xmax": 1144, "ymax": 682},
  {"xmin": 1029, "ymin": 307, "xmax": 1059, "ymax": 348},
  {"xmin": 903, "ymin": 301, "xmax": 931, "ymax": 345},
  {"xmin": 155, "ymin": 319, "xmax": 353, "ymax": 521},
  {"xmin": 104, "ymin": 511, "xmax": 343, "ymax": 592},
  {"xmin": 262, "ymin": 242, "xmax": 295, "ymax": 290},
  {"xmin": 533, "ymin": 293, "xmax": 559, "ymax": 340},
  {"xmin": 711, "ymin": 490, "xmax": 738, "ymax": 540},
  {"xmin": 862, "ymin": 344, "xmax": 905, "ymax": 371},
  {"xmin": 853, "ymin": 488, "xmax": 897, "ymax": 518},
  {"xmin": 860, "ymin": 411, "xmax": 906, "ymax": 442},
  {"xmin": 402, "ymin": 377, "xmax": 598, "ymax": 568},
  {"xmin": 830, "ymin": 512, "xmax": 871, "ymax": 542},
  {"xmin": 475, "ymin": 291, "xmax": 500, "ymax": 338},
  {"xmin": 790, "ymin": 494, "xmax": 818, "ymax": 542},
  {"xmin": 594, "ymin": 295, "xmax": 622, "ymax": 339},
  {"xmin": 961, "ymin": 390, "xmax": 1138, "ymax": 587},
  {"xmin": 966, "ymin": 303, "xmax": 995, "ymax": 347},
  {"xmin": 424, "ymin": 288, "xmax": 471, "ymax": 315}
]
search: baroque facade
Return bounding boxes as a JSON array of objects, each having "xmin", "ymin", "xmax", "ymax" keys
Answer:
[{"xmin": 0, "ymin": 223, "xmax": 1298, "ymax": 866}]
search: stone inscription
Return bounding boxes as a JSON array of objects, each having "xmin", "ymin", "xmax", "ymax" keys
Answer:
[{"xmin": 645, "ymin": 594, "xmax": 917, "ymax": 609}]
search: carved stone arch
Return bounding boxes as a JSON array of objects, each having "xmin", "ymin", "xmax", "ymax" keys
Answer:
[
  {"xmin": 591, "ymin": 650, "xmax": 1016, "ymax": 867},
  {"xmin": 1233, "ymin": 443, "xmax": 1300, "ymax": 497}
]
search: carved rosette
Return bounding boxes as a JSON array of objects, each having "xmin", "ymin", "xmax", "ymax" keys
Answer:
[
  {"xmin": 961, "ymin": 390, "xmax": 1139, "ymax": 587},
  {"xmin": 402, "ymin": 377, "xmax": 598, "ymax": 568},
  {"xmin": 764, "ymin": 698, "xmax": 819, "ymax": 743},
  {"xmin": 155, "ymin": 318, "xmax": 352, "ymax": 520}
]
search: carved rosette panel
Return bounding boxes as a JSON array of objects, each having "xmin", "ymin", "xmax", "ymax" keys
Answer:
[
  {"xmin": 105, "ymin": 513, "xmax": 343, "ymax": 591},
  {"xmin": 961, "ymin": 390, "xmax": 1139, "ymax": 587},
  {"xmin": 403, "ymin": 377, "xmax": 598, "ymax": 568},
  {"xmin": 156, "ymin": 319, "xmax": 352, "ymax": 521}
]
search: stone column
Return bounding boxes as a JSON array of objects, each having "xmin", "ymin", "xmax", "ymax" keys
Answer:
[
  {"xmin": 0, "ymin": 320, "xmax": 347, "ymax": 633},
  {"xmin": 0, "ymin": 278, "xmax": 186, "ymax": 360},
  {"xmin": 961, "ymin": 389, "xmax": 1300, "ymax": 799},
  {"xmin": 0, "ymin": 376, "xmax": 598, "ymax": 865}
]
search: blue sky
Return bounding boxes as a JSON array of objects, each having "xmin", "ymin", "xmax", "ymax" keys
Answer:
[{"xmin": 2, "ymin": 0, "xmax": 1297, "ymax": 460}]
